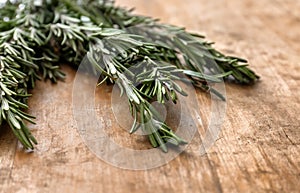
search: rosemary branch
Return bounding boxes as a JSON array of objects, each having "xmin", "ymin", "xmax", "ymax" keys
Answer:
[{"xmin": 0, "ymin": 0, "xmax": 258, "ymax": 152}]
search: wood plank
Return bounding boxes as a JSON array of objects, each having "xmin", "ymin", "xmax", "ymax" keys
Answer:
[
  {"xmin": 0, "ymin": 0, "xmax": 299, "ymax": 192},
  {"xmin": 0, "ymin": 125, "xmax": 17, "ymax": 191}
]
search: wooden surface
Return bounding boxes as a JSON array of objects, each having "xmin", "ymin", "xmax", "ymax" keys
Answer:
[{"xmin": 1, "ymin": 0, "xmax": 299, "ymax": 192}]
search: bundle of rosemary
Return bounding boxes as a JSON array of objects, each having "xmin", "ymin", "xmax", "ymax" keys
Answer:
[{"xmin": 0, "ymin": 0, "xmax": 258, "ymax": 152}]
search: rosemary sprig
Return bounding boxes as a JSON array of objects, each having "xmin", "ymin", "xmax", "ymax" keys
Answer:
[
  {"xmin": 0, "ymin": 0, "xmax": 259, "ymax": 152},
  {"xmin": 80, "ymin": 0, "xmax": 259, "ymax": 84}
]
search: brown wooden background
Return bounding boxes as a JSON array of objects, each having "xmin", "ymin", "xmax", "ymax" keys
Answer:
[{"xmin": 0, "ymin": 0, "xmax": 299, "ymax": 192}]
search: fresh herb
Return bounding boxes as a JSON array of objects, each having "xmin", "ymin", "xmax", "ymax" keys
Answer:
[{"xmin": 0, "ymin": 0, "xmax": 258, "ymax": 152}]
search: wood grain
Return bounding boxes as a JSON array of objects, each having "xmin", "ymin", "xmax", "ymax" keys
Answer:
[{"xmin": 0, "ymin": 0, "xmax": 299, "ymax": 192}]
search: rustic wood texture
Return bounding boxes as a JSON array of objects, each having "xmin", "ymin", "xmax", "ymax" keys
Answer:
[{"xmin": 0, "ymin": 0, "xmax": 299, "ymax": 192}]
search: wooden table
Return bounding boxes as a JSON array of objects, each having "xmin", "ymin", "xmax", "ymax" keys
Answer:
[{"xmin": 0, "ymin": 0, "xmax": 299, "ymax": 192}]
